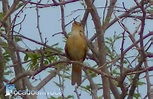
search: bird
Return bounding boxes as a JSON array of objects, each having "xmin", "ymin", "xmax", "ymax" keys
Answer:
[{"xmin": 65, "ymin": 20, "xmax": 87, "ymax": 86}]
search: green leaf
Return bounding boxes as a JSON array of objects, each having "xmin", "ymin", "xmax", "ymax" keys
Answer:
[
  {"xmin": 14, "ymin": 35, "xmax": 22, "ymax": 42},
  {"xmin": 53, "ymin": 81, "xmax": 63, "ymax": 87},
  {"xmin": 137, "ymin": 81, "xmax": 145, "ymax": 86},
  {"xmin": 3, "ymin": 50, "xmax": 11, "ymax": 62},
  {"xmin": 133, "ymin": 93, "xmax": 140, "ymax": 99},
  {"xmin": 0, "ymin": 12, "xmax": 4, "ymax": 20},
  {"xmin": 66, "ymin": 95, "xmax": 74, "ymax": 99},
  {"xmin": 111, "ymin": 68, "xmax": 119, "ymax": 75},
  {"xmin": 105, "ymin": 37, "xmax": 113, "ymax": 44},
  {"xmin": 24, "ymin": 54, "xmax": 29, "ymax": 61},
  {"xmin": 15, "ymin": 2, "xmax": 24, "ymax": 11},
  {"xmin": 44, "ymin": 59, "xmax": 49, "ymax": 65},
  {"xmin": 87, "ymin": 69, "xmax": 96, "ymax": 78},
  {"xmin": 49, "ymin": 96, "xmax": 56, "ymax": 99},
  {"xmin": 80, "ymin": 85, "xmax": 91, "ymax": 93}
]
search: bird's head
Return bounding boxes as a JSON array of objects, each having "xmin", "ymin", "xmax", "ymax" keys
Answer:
[{"xmin": 72, "ymin": 20, "xmax": 83, "ymax": 32}]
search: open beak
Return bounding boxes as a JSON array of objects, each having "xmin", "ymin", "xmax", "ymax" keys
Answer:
[{"xmin": 73, "ymin": 18, "xmax": 77, "ymax": 25}]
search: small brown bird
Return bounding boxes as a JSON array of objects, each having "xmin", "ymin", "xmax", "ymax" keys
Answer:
[{"xmin": 65, "ymin": 20, "xmax": 87, "ymax": 86}]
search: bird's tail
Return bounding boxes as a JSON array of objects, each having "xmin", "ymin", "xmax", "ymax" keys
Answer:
[{"xmin": 71, "ymin": 64, "xmax": 82, "ymax": 86}]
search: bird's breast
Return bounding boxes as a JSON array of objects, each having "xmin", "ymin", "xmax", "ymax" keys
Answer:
[{"xmin": 66, "ymin": 34, "xmax": 86, "ymax": 61}]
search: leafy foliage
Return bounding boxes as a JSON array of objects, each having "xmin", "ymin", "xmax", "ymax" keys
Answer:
[{"xmin": 0, "ymin": 0, "xmax": 153, "ymax": 99}]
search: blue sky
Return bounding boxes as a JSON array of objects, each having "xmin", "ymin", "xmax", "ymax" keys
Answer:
[{"xmin": 1, "ymin": 0, "xmax": 153, "ymax": 98}]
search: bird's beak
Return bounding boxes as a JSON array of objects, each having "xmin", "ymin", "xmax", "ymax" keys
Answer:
[{"xmin": 73, "ymin": 18, "xmax": 77, "ymax": 25}]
